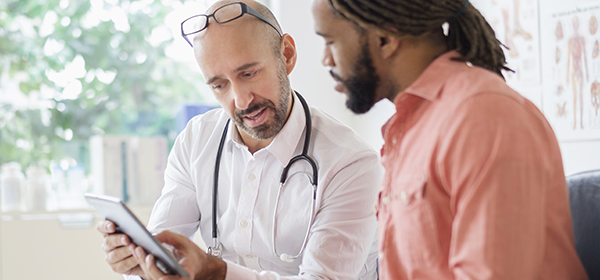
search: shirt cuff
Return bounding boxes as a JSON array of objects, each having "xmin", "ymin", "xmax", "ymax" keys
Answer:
[{"xmin": 224, "ymin": 260, "xmax": 255, "ymax": 280}]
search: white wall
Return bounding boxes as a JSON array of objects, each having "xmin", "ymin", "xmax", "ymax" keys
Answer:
[
  {"xmin": 271, "ymin": 1, "xmax": 396, "ymax": 153},
  {"xmin": 272, "ymin": 0, "xmax": 599, "ymax": 176}
]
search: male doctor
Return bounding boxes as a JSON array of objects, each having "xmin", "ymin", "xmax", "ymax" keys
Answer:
[{"xmin": 97, "ymin": 0, "xmax": 382, "ymax": 279}]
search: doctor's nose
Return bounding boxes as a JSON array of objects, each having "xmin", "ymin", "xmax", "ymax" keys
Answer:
[{"xmin": 232, "ymin": 85, "xmax": 254, "ymax": 110}]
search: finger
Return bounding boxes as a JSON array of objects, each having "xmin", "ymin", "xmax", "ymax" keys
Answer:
[
  {"xmin": 106, "ymin": 246, "xmax": 134, "ymax": 265},
  {"xmin": 101, "ymin": 234, "xmax": 131, "ymax": 252},
  {"xmin": 108, "ymin": 255, "xmax": 141, "ymax": 275},
  {"xmin": 132, "ymin": 246, "xmax": 167, "ymax": 280},
  {"xmin": 97, "ymin": 220, "xmax": 116, "ymax": 235},
  {"xmin": 123, "ymin": 265, "xmax": 145, "ymax": 277},
  {"xmin": 154, "ymin": 231, "xmax": 194, "ymax": 252},
  {"xmin": 130, "ymin": 245, "xmax": 151, "ymax": 279},
  {"xmin": 144, "ymin": 254, "xmax": 169, "ymax": 279}
]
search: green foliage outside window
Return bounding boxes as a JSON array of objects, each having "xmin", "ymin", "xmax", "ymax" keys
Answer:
[{"xmin": 0, "ymin": 0, "xmax": 208, "ymax": 171}]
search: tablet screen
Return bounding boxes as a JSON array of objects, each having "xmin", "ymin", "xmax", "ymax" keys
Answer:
[{"xmin": 84, "ymin": 193, "xmax": 189, "ymax": 278}]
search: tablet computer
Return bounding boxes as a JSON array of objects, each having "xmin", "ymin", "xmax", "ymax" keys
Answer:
[{"xmin": 84, "ymin": 193, "xmax": 189, "ymax": 278}]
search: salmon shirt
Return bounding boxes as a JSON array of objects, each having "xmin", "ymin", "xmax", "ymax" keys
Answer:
[{"xmin": 377, "ymin": 51, "xmax": 587, "ymax": 280}]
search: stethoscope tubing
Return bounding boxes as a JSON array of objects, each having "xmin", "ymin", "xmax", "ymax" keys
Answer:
[{"xmin": 209, "ymin": 91, "xmax": 318, "ymax": 261}]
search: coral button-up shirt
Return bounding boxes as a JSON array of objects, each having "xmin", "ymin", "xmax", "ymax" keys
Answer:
[{"xmin": 377, "ymin": 51, "xmax": 587, "ymax": 280}]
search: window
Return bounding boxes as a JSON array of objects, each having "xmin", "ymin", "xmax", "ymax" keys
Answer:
[{"xmin": 0, "ymin": 0, "xmax": 220, "ymax": 172}]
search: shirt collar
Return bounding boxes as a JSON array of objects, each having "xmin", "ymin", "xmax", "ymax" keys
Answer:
[
  {"xmin": 267, "ymin": 91, "xmax": 306, "ymax": 166},
  {"xmin": 226, "ymin": 91, "xmax": 305, "ymax": 166},
  {"xmin": 396, "ymin": 50, "xmax": 465, "ymax": 103}
]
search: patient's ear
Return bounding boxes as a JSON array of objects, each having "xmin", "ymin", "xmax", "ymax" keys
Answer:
[{"xmin": 375, "ymin": 30, "xmax": 401, "ymax": 59}]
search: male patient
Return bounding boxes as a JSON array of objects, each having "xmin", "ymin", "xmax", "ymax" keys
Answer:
[
  {"xmin": 97, "ymin": 0, "xmax": 381, "ymax": 279},
  {"xmin": 311, "ymin": 0, "xmax": 588, "ymax": 279}
]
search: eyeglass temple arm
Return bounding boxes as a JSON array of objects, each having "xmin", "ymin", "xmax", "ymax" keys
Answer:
[{"xmin": 242, "ymin": 4, "xmax": 282, "ymax": 37}]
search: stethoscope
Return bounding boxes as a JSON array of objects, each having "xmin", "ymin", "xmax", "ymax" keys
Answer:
[{"xmin": 207, "ymin": 91, "xmax": 318, "ymax": 263}]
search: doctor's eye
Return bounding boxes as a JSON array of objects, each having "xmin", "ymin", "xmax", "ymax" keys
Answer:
[
  {"xmin": 241, "ymin": 70, "xmax": 257, "ymax": 79},
  {"xmin": 211, "ymin": 82, "xmax": 227, "ymax": 91}
]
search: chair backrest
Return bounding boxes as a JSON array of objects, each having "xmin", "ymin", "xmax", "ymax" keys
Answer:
[{"xmin": 567, "ymin": 169, "xmax": 600, "ymax": 280}]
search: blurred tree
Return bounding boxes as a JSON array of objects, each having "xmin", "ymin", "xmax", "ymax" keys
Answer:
[{"xmin": 0, "ymin": 0, "xmax": 207, "ymax": 170}]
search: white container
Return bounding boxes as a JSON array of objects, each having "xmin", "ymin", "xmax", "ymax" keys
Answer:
[
  {"xmin": 25, "ymin": 166, "xmax": 50, "ymax": 211},
  {"xmin": 1, "ymin": 162, "xmax": 26, "ymax": 212}
]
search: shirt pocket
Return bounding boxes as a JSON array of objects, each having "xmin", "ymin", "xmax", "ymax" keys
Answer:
[{"xmin": 389, "ymin": 175, "xmax": 440, "ymax": 269}]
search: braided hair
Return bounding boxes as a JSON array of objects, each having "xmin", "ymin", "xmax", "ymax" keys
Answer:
[{"xmin": 328, "ymin": 0, "xmax": 512, "ymax": 79}]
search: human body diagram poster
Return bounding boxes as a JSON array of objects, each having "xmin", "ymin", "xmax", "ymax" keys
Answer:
[
  {"xmin": 472, "ymin": 0, "xmax": 542, "ymax": 107},
  {"xmin": 541, "ymin": 4, "xmax": 600, "ymax": 140}
]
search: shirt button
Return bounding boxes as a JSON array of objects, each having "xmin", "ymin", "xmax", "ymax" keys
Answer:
[
  {"xmin": 245, "ymin": 254, "xmax": 255, "ymax": 258},
  {"xmin": 378, "ymin": 252, "xmax": 384, "ymax": 260},
  {"xmin": 239, "ymin": 220, "xmax": 248, "ymax": 227},
  {"xmin": 381, "ymin": 196, "xmax": 390, "ymax": 205},
  {"xmin": 248, "ymin": 174, "xmax": 256, "ymax": 181},
  {"xmin": 392, "ymin": 138, "xmax": 397, "ymax": 145},
  {"xmin": 400, "ymin": 191, "xmax": 408, "ymax": 204}
]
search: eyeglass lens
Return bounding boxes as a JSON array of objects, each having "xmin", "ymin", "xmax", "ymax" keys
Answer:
[{"xmin": 182, "ymin": 3, "xmax": 243, "ymax": 37}]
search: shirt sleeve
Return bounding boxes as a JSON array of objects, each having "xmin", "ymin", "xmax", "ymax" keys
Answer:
[
  {"xmin": 438, "ymin": 93, "xmax": 560, "ymax": 279},
  {"xmin": 146, "ymin": 122, "xmax": 201, "ymax": 238},
  {"xmin": 224, "ymin": 150, "xmax": 382, "ymax": 280},
  {"xmin": 120, "ymin": 124, "xmax": 201, "ymax": 280}
]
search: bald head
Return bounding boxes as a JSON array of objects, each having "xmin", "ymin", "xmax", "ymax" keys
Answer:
[
  {"xmin": 200, "ymin": 0, "xmax": 283, "ymax": 56},
  {"xmin": 207, "ymin": 0, "xmax": 282, "ymax": 33}
]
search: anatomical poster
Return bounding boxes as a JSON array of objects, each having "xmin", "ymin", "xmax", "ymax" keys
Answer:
[
  {"xmin": 541, "ymin": 4, "xmax": 600, "ymax": 140},
  {"xmin": 472, "ymin": 0, "xmax": 541, "ymax": 86},
  {"xmin": 471, "ymin": 0, "xmax": 542, "ymax": 107}
]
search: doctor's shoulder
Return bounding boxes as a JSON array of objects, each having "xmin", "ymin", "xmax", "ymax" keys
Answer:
[
  {"xmin": 309, "ymin": 106, "xmax": 377, "ymax": 155},
  {"xmin": 174, "ymin": 108, "xmax": 230, "ymax": 149},
  {"xmin": 308, "ymin": 107, "xmax": 381, "ymax": 182}
]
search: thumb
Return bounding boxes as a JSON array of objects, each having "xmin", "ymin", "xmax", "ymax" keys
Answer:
[{"xmin": 154, "ymin": 231, "xmax": 194, "ymax": 252}]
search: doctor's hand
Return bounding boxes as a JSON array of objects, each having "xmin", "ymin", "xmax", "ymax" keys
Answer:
[
  {"xmin": 130, "ymin": 230, "xmax": 227, "ymax": 280},
  {"xmin": 97, "ymin": 219, "xmax": 145, "ymax": 277}
]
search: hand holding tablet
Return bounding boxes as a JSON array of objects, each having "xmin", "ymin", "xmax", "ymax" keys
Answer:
[{"xmin": 85, "ymin": 193, "xmax": 190, "ymax": 278}]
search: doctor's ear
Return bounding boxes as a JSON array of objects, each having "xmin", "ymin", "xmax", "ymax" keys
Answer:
[{"xmin": 280, "ymin": 34, "xmax": 297, "ymax": 75}]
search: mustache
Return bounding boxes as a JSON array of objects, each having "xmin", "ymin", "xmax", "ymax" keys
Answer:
[
  {"xmin": 236, "ymin": 101, "xmax": 274, "ymax": 116},
  {"xmin": 329, "ymin": 70, "xmax": 343, "ymax": 82}
]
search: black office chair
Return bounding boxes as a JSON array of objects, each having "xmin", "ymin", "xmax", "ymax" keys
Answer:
[{"xmin": 567, "ymin": 169, "xmax": 600, "ymax": 280}]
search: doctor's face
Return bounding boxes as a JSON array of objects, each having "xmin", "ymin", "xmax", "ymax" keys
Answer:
[
  {"xmin": 311, "ymin": 0, "xmax": 380, "ymax": 114},
  {"xmin": 193, "ymin": 19, "xmax": 292, "ymax": 140}
]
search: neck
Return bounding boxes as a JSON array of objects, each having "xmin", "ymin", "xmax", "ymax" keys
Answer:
[
  {"xmin": 238, "ymin": 131, "xmax": 272, "ymax": 154},
  {"xmin": 386, "ymin": 35, "xmax": 448, "ymax": 102}
]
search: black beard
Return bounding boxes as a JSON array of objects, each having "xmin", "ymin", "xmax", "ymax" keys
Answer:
[
  {"xmin": 233, "ymin": 60, "xmax": 290, "ymax": 140},
  {"xmin": 330, "ymin": 39, "xmax": 379, "ymax": 114}
]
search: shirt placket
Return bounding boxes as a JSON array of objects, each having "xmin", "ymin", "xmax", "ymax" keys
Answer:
[
  {"xmin": 233, "ymin": 153, "xmax": 264, "ymax": 269},
  {"xmin": 379, "ymin": 95, "xmax": 415, "ymax": 263}
]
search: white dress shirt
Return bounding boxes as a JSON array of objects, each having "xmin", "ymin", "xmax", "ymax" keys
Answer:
[{"xmin": 132, "ymin": 92, "xmax": 382, "ymax": 279}]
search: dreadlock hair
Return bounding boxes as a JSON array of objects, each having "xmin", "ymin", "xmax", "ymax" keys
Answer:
[{"xmin": 328, "ymin": 0, "xmax": 513, "ymax": 79}]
